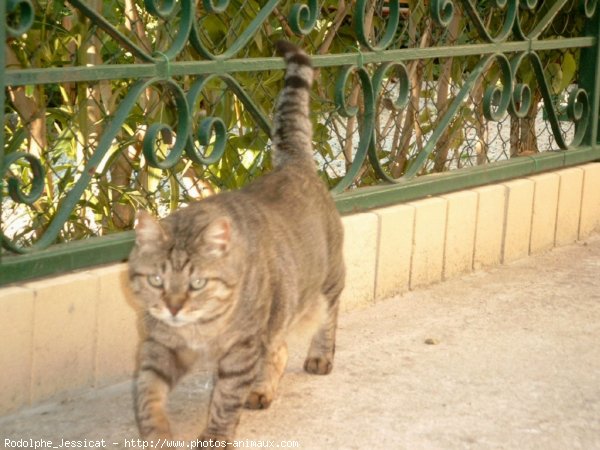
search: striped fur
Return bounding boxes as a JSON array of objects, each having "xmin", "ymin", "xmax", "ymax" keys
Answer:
[
  {"xmin": 271, "ymin": 40, "xmax": 314, "ymax": 168},
  {"xmin": 129, "ymin": 41, "xmax": 344, "ymax": 446}
]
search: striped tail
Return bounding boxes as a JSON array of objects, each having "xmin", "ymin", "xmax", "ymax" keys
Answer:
[{"xmin": 272, "ymin": 40, "xmax": 314, "ymax": 168}]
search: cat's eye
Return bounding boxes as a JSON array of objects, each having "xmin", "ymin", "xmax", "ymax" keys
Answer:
[
  {"xmin": 189, "ymin": 278, "xmax": 207, "ymax": 290},
  {"xmin": 147, "ymin": 274, "xmax": 163, "ymax": 288}
]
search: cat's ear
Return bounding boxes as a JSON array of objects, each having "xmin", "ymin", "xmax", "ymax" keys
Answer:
[
  {"xmin": 202, "ymin": 216, "xmax": 232, "ymax": 257},
  {"xmin": 134, "ymin": 210, "xmax": 166, "ymax": 246}
]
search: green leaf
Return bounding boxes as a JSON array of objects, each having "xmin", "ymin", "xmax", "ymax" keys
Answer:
[
  {"xmin": 557, "ymin": 52, "xmax": 577, "ymax": 93},
  {"xmin": 547, "ymin": 63, "xmax": 563, "ymax": 95}
]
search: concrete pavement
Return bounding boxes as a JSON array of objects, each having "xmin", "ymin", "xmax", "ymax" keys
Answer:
[{"xmin": 1, "ymin": 236, "xmax": 600, "ymax": 449}]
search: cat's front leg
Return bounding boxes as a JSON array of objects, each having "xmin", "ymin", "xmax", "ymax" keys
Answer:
[
  {"xmin": 135, "ymin": 338, "xmax": 192, "ymax": 440},
  {"xmin": 197, "ymin": 336, "xmax": 259, "ymax": 446}
]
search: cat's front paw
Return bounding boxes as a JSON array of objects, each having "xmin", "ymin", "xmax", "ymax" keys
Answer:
[
  {"xmin": 244, "ymin": 391, "xmax": 273, "ymax": 410},
  {"xmin": 304, "ymin": 356, "xmax": 333, "ymax": 375}
]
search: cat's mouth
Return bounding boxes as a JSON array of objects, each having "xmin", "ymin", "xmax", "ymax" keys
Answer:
[
  {"xmin": 165, "ymin": 316, "xmax": 189, "ymax": 328},
  {"xmin": 151, "ymin": 303, "xmax": 232, "ymax": 328},
  {"xmin": 150, "ymin": 306, "xmax": 194, "ymax": 327}
]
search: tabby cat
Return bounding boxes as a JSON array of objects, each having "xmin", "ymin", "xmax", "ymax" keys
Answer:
[{"xmin": 128, "ymin": 41, "xmax": 345, "ymax": 446}]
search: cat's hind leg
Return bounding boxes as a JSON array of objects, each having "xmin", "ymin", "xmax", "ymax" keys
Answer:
[
  {"xmin": 304, "ymin": 266, "xmax": 344, "ymax": 375},
  {"xmin": 303, "ymin": 308, "xmax": 337, "ymax": 375},
  {"xmin": 244, "ymin": 341, "xmax": 288, "ymax": 409}
]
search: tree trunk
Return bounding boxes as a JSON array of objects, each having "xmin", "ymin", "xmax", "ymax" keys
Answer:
[
  {"xmin": 389, "ymin": 23, "xmax": 432, "ymax": 178},
  {"xmin": 433, "ymin": 9, "xmax": 462, "ymax": 172},
  {"xmin": 510, "ymin": 91, "xmax": 541, "ymax": 156}
]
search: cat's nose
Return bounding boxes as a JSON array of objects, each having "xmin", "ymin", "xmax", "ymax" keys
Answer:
[{"xmin": 168, "ymin": 304, "xmax": 183, "ymax": 316}]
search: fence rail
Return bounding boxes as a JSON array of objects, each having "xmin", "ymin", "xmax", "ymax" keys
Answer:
[{"xmin": 2, "ymin": 0, "xmax": 600, "ymax": 285}]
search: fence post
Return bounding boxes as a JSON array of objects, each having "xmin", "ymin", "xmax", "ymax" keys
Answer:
[
  {"xmin": 0, "ymin": 0, "xmax": 6, "ymax": 266},
  {"xmin": 581, "ymin": 4, "xmax": 600, "ymax": 147}
]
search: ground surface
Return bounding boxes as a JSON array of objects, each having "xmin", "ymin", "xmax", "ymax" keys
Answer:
[{"xmin": 2, "ymin": 237, "xmax": 600, "ymax": 450}]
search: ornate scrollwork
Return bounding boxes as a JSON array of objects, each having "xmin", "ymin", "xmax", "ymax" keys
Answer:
[
  {"xmin": 355, "ymin": 0, "xmax": 400, "ymax": 51},
  {"xmin": 529, "ymin": 53, "xmax": 587, "ymax": 149},
  {"xmin": 193, "ymin": 117, "xmax": 227, "ymax": 165},
  {"xmin": 146, "ymin": 0, "xmax": 195, "ymax": 61},
  {"xmin": 583, "ymin": 0, "xmax": 598, "ymax": 18},
  {"xmin": 2, "ymin": 78, "xmax": 192, "ymax": 253},
  {"xmin": 331, "ymin": 65, "xmax": 375, "ymax": 193},
  {"xmin": 566, "ymin": 88, "xmax": 590, "ymax": 146},
  {"xmin": 520, "ymin": 0, "xmax": 539, "ymax": 9},
  {"xmin": 509, "ymin": 82, "xmax": 533, "ymax": 119},
  {"xmin": 6, "ymin": 0, "xmax": 34, "ymax": 38},
  {"xmin": 289, "ymin": 0, "xmax": 318, "ymax": 36},
  {"xmin": 482, "ymin": 54, "xmax": 513, "ymax": 122},
  {"xmin": 368, "ymin": 62, "xmax": 411, "ymax": 183},
  {"xmin": 461, "ymin": 0, "xmax": 518, "ymax": 43},
  {"xmin": 509, "ymin": 51, "xmax": 589, "ymax": 149},
  {"xmin": 430, "ymin": 0, "xmax": 455, "ymax": 28},
  {"xmin": 144, "ymin": 0, "xmax": 178, "ymax": 19},
  {"xmin": 186, "ymin": 76, "xmax": 229, "ymax": 166},
  {"xmin": 142, "ymin": 83, "xmax": 190, "ymax": 170},
  {"xmin": 185, "ymin": 74, "xmax": 271, "ymax": 166},
  {"xmin": 1, "ymin": 152, "xmax": 45, "ymax": 252},
  {"xmin": 508, "ymin": 52, "xmax": 534, "ymax": 119},
  {"xmin": 2, "ymin": 152, "xmax": 44, "ymax": 205},
  {"xmin": 202, "ymin": 0, "xmax": 229, "ymax": 14},
  {"xmin": 190, "ymin": 0, "xmax": 279, "ymax": 60},
  {"xmin": 372, "ymin": 63, "xmax": 410, "ymax": 112},
  {"xmin": 403, "ymin": 53, "xmax": 516, "ymax": 179}
]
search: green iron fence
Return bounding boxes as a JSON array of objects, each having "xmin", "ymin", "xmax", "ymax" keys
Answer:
[{"xmin": 1, "ymin": 0, "xmax": 599, "ymax": 285}]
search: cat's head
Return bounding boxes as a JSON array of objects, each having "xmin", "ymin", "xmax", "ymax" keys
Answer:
[{"xmin": 128, "ymin": 209, "xmax": 241, "ymax": 330}]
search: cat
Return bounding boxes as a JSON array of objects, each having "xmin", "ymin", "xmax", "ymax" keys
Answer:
[{"xmin": 128, "ymin": 40, "xmax": 345, "ymax": 447}]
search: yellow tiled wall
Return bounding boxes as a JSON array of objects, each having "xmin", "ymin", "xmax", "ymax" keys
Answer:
[
  {"xmin": 373, "ymin": 204, "xmax": 414, "ymax": 299},
  {"xmin": 2, "ymin": 163, "xmax": 600, "ymax": 416},
  {"xmin": 502, "ymin": 179, "xmax": 535, "ymax": 263},
  {"xmin": 339, "ymin": 212, "xmax": 379, "ymax": 312},
  {"xmin": 408, "ymin": 197, "xmax": 447, "ymax": 289},
  {"xmin": 529, "ymin": 173, "xmax": 560, "ymax": 254},
  {"xmin": 442, "ymin": 190, "xmax": 478, "ymax": 280},
  {"xmin": 556, "ymin": 167, "xmax": 585, "ymax": 246}
]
